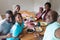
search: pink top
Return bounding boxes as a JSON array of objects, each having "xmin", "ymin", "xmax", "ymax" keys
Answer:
[{"xmin": 36, "ymin": 12, "xmax": 42, "ymax": 19}]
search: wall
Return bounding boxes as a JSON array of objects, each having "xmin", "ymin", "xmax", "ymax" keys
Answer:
[
  {"xmin": 0, "ymin": 0, "xmax": 50, "ymax": 14},
  {"xmin": 50, "ymin": 0, "xmax": 60, "ymax": 15},
  {"xmin": 0, "ymin": 0, "xmax": 34, "ymax": 14},
  {"xmin": 34, "ymin": 0, "xmax": 50, "ymax": 13}
]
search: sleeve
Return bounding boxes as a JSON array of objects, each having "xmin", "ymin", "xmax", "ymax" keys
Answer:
[
  {"xmin": 13, "ymin": 27, "xmax": 20, "ymax": 37},
  {"xmin": 12, "ymin": 25, "xmax": 22, "ymax": 37},
  {"xmin": 12, "ymin": 22, "xmax": 24, "ymax": 37}
]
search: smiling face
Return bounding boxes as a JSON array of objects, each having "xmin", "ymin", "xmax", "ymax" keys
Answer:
[
  {"xmin": 45, "ymin": 4, "xmax": 50, "ymax": 10},
  {"xmin": 6, "ymin": 13, "xmax": 13, "ymax": 23},
  {"xmin": 44, "ymin": 2, "xmax": 51, "ymax": 11},
  {"xmin": 15, "ymin": 5, "xmax": 20, "ymax": 12},
  {"xmin": 45, "ymin": 11, "xmax": 58, "ymax": 24},
  {"xmin": 15, "ymin": 13, "xmax": 23, "ymax": 23}
]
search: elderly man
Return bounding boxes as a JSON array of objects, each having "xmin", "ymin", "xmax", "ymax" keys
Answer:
[{"xmin": 43, "ymin": 10, "xmax": 60, "ymax": 40}]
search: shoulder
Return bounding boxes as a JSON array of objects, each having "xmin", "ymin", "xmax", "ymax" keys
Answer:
[
  {"xmin": 11, "ymin": 25, "xmax": 17, "ymax": 31},
  {"xmin": 0, "ymin": 19, "xmax": 6, "ymax": 24},
  {"xmin": 55, "ymin": 28, "xmax": 60, "ymax": 38},
  {"xmin": 46, "ymin": 22, "xmax": 58, "ymax": 29},
  {"xmin": 50, "ymin": 22, "xmax": 58, "ymax": 26}
]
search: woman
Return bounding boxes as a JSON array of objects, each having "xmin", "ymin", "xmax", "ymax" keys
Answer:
[
  {"xmin": 42, "ymin": 2, "xmax": 51, "ymax": 20},
  {"xmin": 35, "ymin": 7, "xmax": 43, "ymax": 20},
  {"xmin": 6, "ymin": 13, "xmax": 24, "ymax": 40}
]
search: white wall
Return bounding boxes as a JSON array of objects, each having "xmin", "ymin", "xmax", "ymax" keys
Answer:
[
  {"xmin": 0, "ymin": 0, "xmax": 50, "ymax": 14},
  {"xmin": 0, "ymin": 0, "xmax": 34, "ymax": 14},
  {"xmin": 34, "ymin": 0, "xmax": 50, "ymax": 13},
  {"xmin": 50, "ymin": 0, "xmax": 60, "ymax": 15}
]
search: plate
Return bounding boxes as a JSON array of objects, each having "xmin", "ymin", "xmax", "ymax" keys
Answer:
[
  {"xmin": 35, "ymin": 27, "xmax": 43, "ymax": 32},
  {"xmin": 40, "ymin": 22, "xmax": 47, "ymax": 26}
]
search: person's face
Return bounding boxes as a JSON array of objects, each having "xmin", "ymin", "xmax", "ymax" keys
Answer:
[
  {"xmin": 15, "ymin": 14, "xmax": 22, "ymax": 23},
  {"xmin": 45, "ymin": 5, "xmax": 50, "ymax": 10},
  {"xmin": 39, "ymin": 8, "xmax": 43, "ymax": 13},
  {"xmin": 15, "ymin": 6, "xmax": 20, "ymax": 12},
  {"xmin": 6, "ymin": 14, "xmax": 12, "ymax": 23},
  {"xmin": 45, "ymin": 11, "xmax": 53, "ymax": 24}
]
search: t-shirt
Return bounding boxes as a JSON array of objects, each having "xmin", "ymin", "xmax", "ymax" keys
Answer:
[
  {"xmin": 43, "ymin": 22, "xmax": 60, "ymax": 40},
  {"xmin": 6, "ymin": 21, "xmax": 24, "ymax": 40},
  {"xmin": 0, "ymin": 19, "xmax": 13, "ymax": 35}
]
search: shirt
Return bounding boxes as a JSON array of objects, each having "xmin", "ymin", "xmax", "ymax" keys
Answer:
[
  {"xmin": 42, "ymin": 9, "xmax": 51, "ymax": 20},
  {"xmin": 0, "ymin": 19, "xmax": 13, "ymax": 35},
  {"xmin": 43, "ymin": 22, "xmax": 60, "ymax": 40},
  {"xmin": 6, "ymin": 21, "xmax": 24, "ymax": 40}
]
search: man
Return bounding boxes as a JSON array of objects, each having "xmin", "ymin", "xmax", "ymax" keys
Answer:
[
  {"xmin": 42, "ymin": 2, "xmax": 51, "ymax": 20},
  {"xmin": 43, "ymin": 10, "xmax": 60, "ymax": 40},
  {"xmin": 0, "ymin": 10, "xmax": 13, "ymax": 40}
]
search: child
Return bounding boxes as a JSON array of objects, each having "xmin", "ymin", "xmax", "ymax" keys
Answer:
[{"xmin": 6, "ymin": 13, "xmax": 24, "ymax": 40}]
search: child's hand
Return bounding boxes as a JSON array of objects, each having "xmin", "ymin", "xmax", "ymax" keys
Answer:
[{"xmin": 6, "ymin": 33, "xmax": 12, "ymax": 38}]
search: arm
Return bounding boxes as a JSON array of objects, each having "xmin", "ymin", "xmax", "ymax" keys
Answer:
[
  {"xmin": 0, "ymin": 35, "xmax": 7, "ymax": 39},
  {"xmin": 0, "ymin": 33, "xmax": 12, "ymax": 39},
  {"xmin": 55, "ymin": 28, "xmax": 60, "ymax": 38}
]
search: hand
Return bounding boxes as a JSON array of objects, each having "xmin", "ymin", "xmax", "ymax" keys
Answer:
[{"xmin": 6, "ymin": 33, "xmax": 12, "ymax": 38}]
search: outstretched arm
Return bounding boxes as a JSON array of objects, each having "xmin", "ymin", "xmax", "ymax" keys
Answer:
[{"xmin": 0, "ymin": 33, "xmax": 12, "ymax": 39}]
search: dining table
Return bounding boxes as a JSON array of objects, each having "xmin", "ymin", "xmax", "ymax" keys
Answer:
[{"xmin": 19, "ymin": 19, "xmax": 46, "ymax": 40}]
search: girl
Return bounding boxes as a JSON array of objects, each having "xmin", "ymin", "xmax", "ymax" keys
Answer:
[{"xmin": 6, "ymin": 13, "xmax": 24, "ymax": 40}]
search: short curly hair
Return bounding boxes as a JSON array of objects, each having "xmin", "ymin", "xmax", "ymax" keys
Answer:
[{"xmin": 45, "ymin": 2, "xmax": 51, "ymax": 8}]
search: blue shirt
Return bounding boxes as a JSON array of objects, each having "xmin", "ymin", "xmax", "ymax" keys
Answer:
[
  {"xmin": 43, "ymin": 22, "xmax": 60, "ymax": 40},
  {"xmin": 6, "ymin": 21, "xmax": 24, "ymax": 40},
  {"xmin": 0, "ymin": 19, "xmax": 13, "ymax": 35}
]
